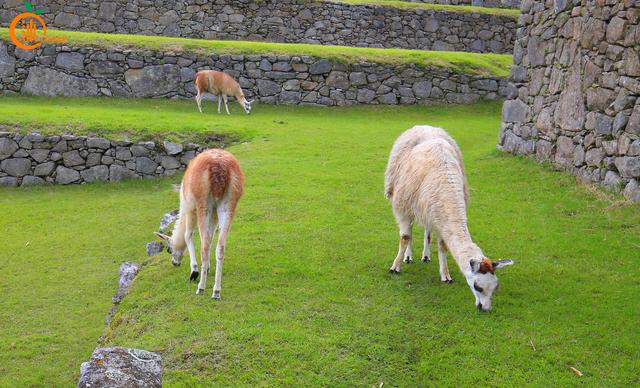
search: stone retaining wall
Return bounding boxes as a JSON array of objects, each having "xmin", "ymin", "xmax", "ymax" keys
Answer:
[
  {"xmin": 403, "ymin": 0, "xmax": 520, "ymax": 8},
  {"xmin": 0, "ymin": 131, "xmax": 210, "ymax": 187},
  {"xmin": 0, "ymin": 41, "xmax": 509, "ymax": 106},
  {"xmin": 498, "ymin": 0, "xmax": 640, "ymax": 201},
  {"xmin": 0, "ymin": 0, "xmax": 517, "ymax": 54}
]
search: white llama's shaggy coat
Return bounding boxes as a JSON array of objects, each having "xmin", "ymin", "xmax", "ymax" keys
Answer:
[{"xmin": 385, "ymin": 125, "xmax": 512, "ymax": 311}]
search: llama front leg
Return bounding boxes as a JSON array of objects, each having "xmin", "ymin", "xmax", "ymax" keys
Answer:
[
  {"xmin": 183, "ymin": 210, "xmax": 200, "ymax": 281},
  {"xmin": 217, "ymin": 94, "xmax": 222, "ymax": 114},
  {"xmin": 422, "ymin": 228, "xmax": 432, "ymax": 263},
  {"xmin": 196, "ymin": 207, "xmax": 216, "ymax": 294},
  {"xmin": 438, "ymin": 238, "xmax": 452, "ymax": 283},
  {"xmin": 389, "ymin": 215, "xmax": 411, "ymax": 274},
  {"xmin": 403, "ymin": 221, "xmax": 414, "ymax": 264},
  {"xmin": 212, "ymin": 202, "xmax": 235, "ymax": 299}
]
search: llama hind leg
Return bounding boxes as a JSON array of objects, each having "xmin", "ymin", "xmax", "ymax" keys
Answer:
[
  {"xmin": 196, "ymin": 205, "xmax": 217, "ymax": 294},
  {"xmin": 195, "ymin": 92, "xmax": 203, "ymax": 113},
  {"xmin": 403, "ymin": 221, "xmax": 414, "ymax": 264},
  {"xmin": 389, "ymin": 215, "xmax": 411, "ymax": 274},
  {"xmin": 212, "ymin": 199, "xmax": 235, "ymax": 299},
  {"xmin": 438, "ymin": 238, "xmax": 453, "ymax": 283}
]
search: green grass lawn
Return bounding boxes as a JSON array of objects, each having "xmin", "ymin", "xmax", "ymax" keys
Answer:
[
  {"xmin": 0, "ymin": 28, "xmax": 512, "ymax": 77},
  {"xmin": 0, "ymin": 97, "xmax": 638, "ymax": 386}
]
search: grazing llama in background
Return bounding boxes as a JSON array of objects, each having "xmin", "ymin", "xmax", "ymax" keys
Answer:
[
  {"xmin": 156, "ymin": 149, "xmax": 244, "ymax": 299},
  {"xmin": 194, "ymin": 70, "xmax": 253, "ymax": 115},
  {"xmin": 384, "ymin": 125, "xmax": 513, "ymax": 311}
]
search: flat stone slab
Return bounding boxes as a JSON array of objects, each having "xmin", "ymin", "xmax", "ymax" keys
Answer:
[
  {"xmin": 113, "ymin": 262, "xmax": 140, "ymax": 303},
  {"xmin": 146, "ymin": 241, "xmax": 164, "ymax": 256},
  {"xmin": 78, "ymin": 347, "xmax": 162, "ymax": 388}
]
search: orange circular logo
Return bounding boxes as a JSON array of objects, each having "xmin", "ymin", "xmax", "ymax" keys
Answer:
[{"xmin": 9, "ymin": 12, "xmax": 47, "ymax": 50}]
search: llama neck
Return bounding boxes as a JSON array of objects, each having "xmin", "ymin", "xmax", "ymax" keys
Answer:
[
  {"xmin": 440, "ymin": 225, "xmax": 484, "ymax": 278},
  {"xmin": 171, "ymin": 212, "xmax": 187, "ymax": 250},
  {"xmin": 237, "ymin": 94, "xmax": 247, "ymax": 107}
]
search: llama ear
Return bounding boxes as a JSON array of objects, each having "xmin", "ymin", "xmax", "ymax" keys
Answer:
[
  {"xmin": 469, "ymin": 259, "xmax": 481, "ymax": 273},
  {"xmin": 492, "ymin": 260, "xmax": 514, "ymax": 270},
  {"xmin": 154, "ymin": 232, "xmax": 171, "ymax": 241}
]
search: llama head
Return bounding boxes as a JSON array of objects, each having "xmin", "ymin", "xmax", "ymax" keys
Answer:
[
  {"xmin": 154, "ymin": 232, "xmax": 184, "ymax": 266},
  {"xmin": 243, "ymin": 99, "xmax": 253, "ymax": 115},
  {"xmin": 467, "ymin": 258, "xmax": 514, "ymax": 312}
]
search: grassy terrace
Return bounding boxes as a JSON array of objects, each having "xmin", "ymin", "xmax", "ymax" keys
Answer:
[
  {"xmin": 326, "ymin": 0, "xmax": 520, "ymax": 18},
  {"xmin": 1, "ymin": 96, "xmax": 639, "ymax": 386},
  {"xmin": 0, "ymin": 28, "xmax": 512, "ymax": 77}
]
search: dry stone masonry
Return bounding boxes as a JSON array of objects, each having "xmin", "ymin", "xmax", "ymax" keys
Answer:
[
  {"xmin": 0, "ymin": 0, "xmax": 517, "ymax": 54},
  {"xmin": 402, "ymin": 0, "xmax": 520, "ymax": 7},
  {"xmin": 0, "ymin": 41, "xmax": 509, "ymax": 106},
  {"xmin": 498, "ymin": 0, "xmax": 640, "ymax": 201},
  {"xmin": 0, "ymin": 131, "xmax": 211, "ymax": 187}
]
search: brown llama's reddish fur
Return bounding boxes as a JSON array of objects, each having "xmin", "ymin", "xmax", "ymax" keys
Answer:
[
  {"xmin": 194, "ymin": 70, "xmax": 252, "ymax": 114},
  {"xmin": 183, "ymin": 149, "xmax": 244, "ymax": 203},
  {"xmin": 157, "ymin": 148, "xmax": 244, "ymax": 299}
]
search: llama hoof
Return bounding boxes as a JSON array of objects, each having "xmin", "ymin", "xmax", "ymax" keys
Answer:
[
  {"xmin": 422, "ymin": 256, "xmax": 431, "ymax": 263},
  {"xmin": 212, "ymin": 291, "xmax": 221, "ymax": 300},
  {"xmin": 443, "ymin": 279, "xmax": 453, "ymax": 284},
  {"xmin": 403, "ymin": 256, "xmax": 413, "ymax": 264},
  {"xmin": 389, "ymin": 268, "xmax": 400, "ymax": 274},
  {"xmin": 196, "ymin": 288, "xmax": 205, "ymax": 295},
  {"xmin": 189, "ymin": 271, "xmax": 199, "ymax": 282},
  {"xmin": 171, "ymin": 260, "xmax": 180, "ymax": 267}
]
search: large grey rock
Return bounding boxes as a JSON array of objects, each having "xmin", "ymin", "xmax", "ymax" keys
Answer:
[
  {"xmin": 146, "ymin": 241, "xmax": 164, "ymax": 256},
  {"xmin": 326, "ymin": 71, "xmax": 350, "ymax": 90},
  {"xmin": 257, "ymin": 79, "xmax": 280, "ymax": 96},
  {"xmin": 54, "ymin": 12, "xmax": 81, "ymax": 28},
  {"xmin": 113, "ymin": 262, "xmax": 140, "ymax": 303},
  {"xmin": 378, "ymin": 93, "xmax": 398, "ymax": 105},
  {"xmin": 135, "ymin": 157, "xmax": 158, "ymax": 175},
  {"xmin": 78, "ymin": 347, "xmax": 161, "ymax": 388},
  {"xmin": 55, "ymin": 166, "xmax": 80, "ymax": 184},
  {"xmin": 55, "ymin": 53, "xmax": 85, "ymax": 71},
  {"xmin": 623, "ymin": 179, "xmax": 640, "ymax": 202},
  {"xmin": 554, "ymin": 66, "xmax": 585, "ymax": 131},
  {"xmin": 1, "ymin": 158, "xmax": 31, "ymax": 177},
  {"xmin": 87, "ymin": 137, "xmax": 111, "ymax": 150},
  {"xmin": 125, "ymin": 65, "xmax": 181, "ymax": 97},
  {"xmin": 21, "ymin": 176, "xmax": 46, "ymax": 186},
  {"xmin": 615, "ymin": 157, "xmax": 640, "ymax": 179},
  {"xmin": 87, "ymin": 61, "xmax": 124, "ymax": 77},
  {"xmin": 98, "ymin": 2, "xmax": 117, "ymax": 21},
  {"xmin": 159, "ymin": 209, "xmax": 180, "ymax": 232},
  {"xmin": 309, "ymin": 59, "xmax": 332, "ymax": 75},
  {"xmin": 163, "ymin": 141, "xmax": 183, "ymax": 155},
  {"xmin": 412, "ymin": 81, "xmax": 432, "ymax": 99},
  {"xmin": 110, "ymin": 165, "xmax": 137, "ymax": 181},
  {"xmin": 22, "ymin": 67, "xmax": 99, "ymax": 97},
  {"xmin": 0, "ymin": 137, "xmax": 18, "ymax": 160},
  {"xmin": 34, "ymin": 162, "xmax": 55, "ymax": 176},
  {"xmin": 0, "ymin": 41, "xmax": 15, "ymax": 77},
  {"xmin": 0, "ymin": 177, "xmax": 18, "ymax": 187},
  {"xmin": 160, "ymin": 156, "xmax": 181, "ymax": 170},
  {"xmin": 81, "ymin": 165, "xmax": 109, "ymax": 183},
  {"xmin": 502, "ymin": 99, "xmax": 529, "ymax": 123},
  {"xmin": 63, "ymin": 150, "xmax": 85, "ymax": 167},
  {"xmin": 555, "ymin": 136, "xmax": 574, "ymax": 167}
]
